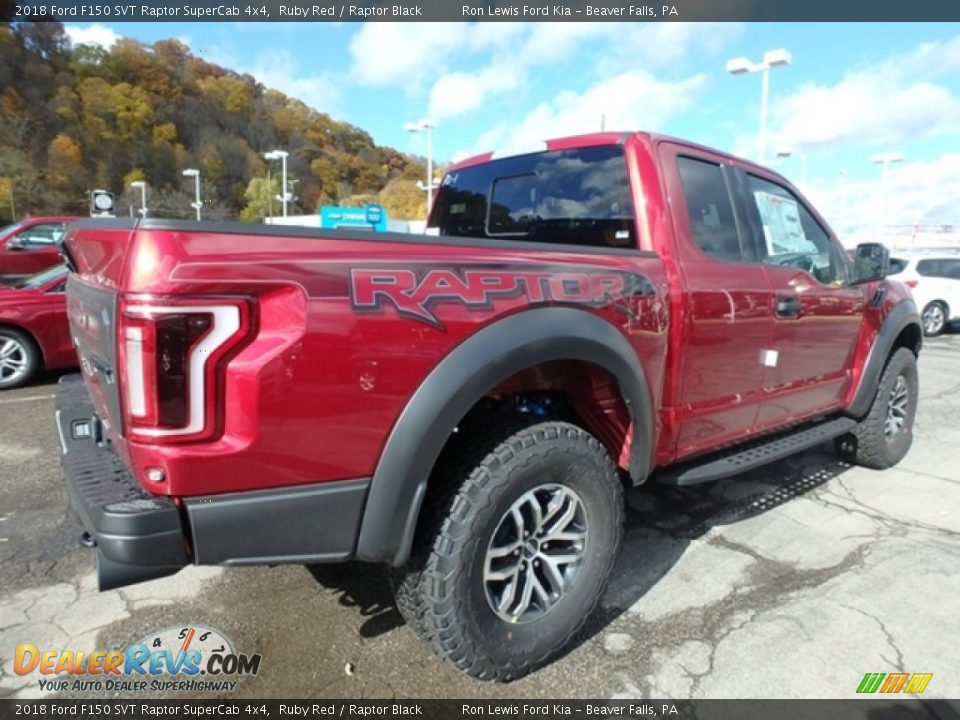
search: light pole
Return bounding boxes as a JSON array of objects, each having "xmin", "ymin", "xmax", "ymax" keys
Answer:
[
  {"xmin": 404, "ymin": 119, "xmax": 437, "ymax": 216},
  {"xmin": 872, "ymin": 152, "xmax": 904, "ymax": 243},
  {"xmin": 775, "ymin": 148, "xmax": 807, "ymax": 185},
  {"xmin": 264, "ymin": 150, "xmax": 290, "ymax": 217},
  {"xmin": 130, "ymin": 180, "xmax": 148, "ymax": 218},
  {"xmin": 182, "ymin": 168, "xmax": 202, "ymax": 221},
  {"xmin": 726, "ymin": 48, "xmax": 792, "ymax": 164}
]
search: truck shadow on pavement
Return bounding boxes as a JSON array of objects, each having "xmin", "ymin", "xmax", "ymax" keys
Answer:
[{"xmin": 305, "ymin": 445, "xmax": 854, "ymax": 651}]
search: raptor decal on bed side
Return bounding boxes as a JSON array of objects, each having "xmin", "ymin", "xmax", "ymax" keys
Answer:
[{"xmin": 349, "ymin": 266, "xmax": 653, "ymax": 329}]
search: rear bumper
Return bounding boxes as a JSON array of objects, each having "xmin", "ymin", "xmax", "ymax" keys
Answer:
[
  {"xmin": 56, "ymin": 373, "xmax": 371, "ymax": 590},
  {"xmin": 56, "ymin": 374, "xmax": 189, "ymax": 570}
]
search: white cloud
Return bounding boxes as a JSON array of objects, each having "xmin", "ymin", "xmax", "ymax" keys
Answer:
[
  {"xmin": 805, "ymin": 154, "xmax": 960, "ymax": 238},
  {"xmin": 422, "ymin": 22, "xmax": 740, "ymax": 126},
  {"xmin": 768, "ymin": 34, "xmax": 960, "ymax": 153},
  {"xmin": 64, "ymin": 24, "xmax": 120, "ymax": 49},
  {"xmin": 348, "ymin": 23, "xmax": 472, "ymax": 86},
  {"xmin": 464, "ymin": 70, "xmax": 706, "ymax": 155},
  {"xmin": 429, "ymin": 64, "xmax": 521, "ymax": 120}
]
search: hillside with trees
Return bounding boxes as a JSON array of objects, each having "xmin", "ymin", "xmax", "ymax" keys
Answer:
[{"xmin": 0, "ymin": 22, "xmax": 430, "ymax": 223}]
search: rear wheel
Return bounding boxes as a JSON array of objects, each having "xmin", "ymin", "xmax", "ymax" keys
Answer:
[
  {"xmin": 392, "ymin": 420, "xmax": 623, "ymax": 681},
  {"xmin": 835, "ymin": 347, "xmax": 918, "ymax": 469},
  {"xmin": 921, "ymin": 301, "xmax": 947, "ymax": 337},
  {"xmin": 0, "ymin": 328, "xmax": 39, "ymax": 390}
]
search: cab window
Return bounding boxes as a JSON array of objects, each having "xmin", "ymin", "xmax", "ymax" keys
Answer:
[{"xmin": 746, "ymin": 175, "xmax": 844, "ymax": 285}]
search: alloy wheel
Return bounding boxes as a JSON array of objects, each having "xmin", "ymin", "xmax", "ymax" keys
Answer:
[
  {"xmin": 923, "ymin": 304, "xmax": 945, "ymax": 335},
  {"xmin": 483, "ymin": 483, "xmax": 588, "ymax": 624},
  {"xmin": 885, "ymin": 374, "xmax": 909, "ymax": 439},
  {"xmin": 0, "ymin": 336, "xmax": 29, "ymax": 386}
]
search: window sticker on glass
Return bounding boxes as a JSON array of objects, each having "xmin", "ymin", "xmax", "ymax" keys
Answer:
[
  {"xmin": 450, "ymin": 203, "xmax": 466, "ymax": 215},
  {"xmin": 753, "ymin": 191, "xmax": 815, "ymax": 255}
]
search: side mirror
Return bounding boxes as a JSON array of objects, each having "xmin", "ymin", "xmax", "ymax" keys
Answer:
[
  {"xmin": 7, "ymin": 236, "xmax": 26, "ymax": 251},
  {"xmin": 850, "ymin": 242, "xmax": 889, "ymax": 285}
]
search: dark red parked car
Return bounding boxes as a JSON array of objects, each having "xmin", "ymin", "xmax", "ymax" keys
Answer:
[
  {"xmin": 0, "ymin": 216, "xmax": 78, "ymax": 282},
  {"xmin": 0, "ymin": 264, "xmax": 75, "ymax": 389}
]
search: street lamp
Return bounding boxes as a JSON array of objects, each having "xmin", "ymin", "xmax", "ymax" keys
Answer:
[
  {"xmin": 726, "ymin": 48, "xmax": 792, "ymax": 164},
  {"xmin": 130, "ymin": 180, "xmax": 148, "ymax": 218},
  {"xmin": 872, "ymin": 152, "xmax": 904, "ymax": 182},
  {"xmin": 775, "ymin": 147, "xmax": 807, "ymax": 185},
  {"xmin": 404, "ymin": 119, "xmax": 437, "ymax": 216},
  {"xmin": 872, "ymin": 152, "xmax": 904, "ymax": 242},
  {"xmin": 264, "ymin": 150, "xmax": 290, "ymax": 217},
  {"xmin": 182, "ymin": 168, "xmax": 202, "ymax": 221}
]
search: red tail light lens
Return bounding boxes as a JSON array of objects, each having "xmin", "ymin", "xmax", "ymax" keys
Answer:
[
  {"xmin": 118, "ymin": 296, "xmax": 253, "ymax": 443},
  {"xmin": 905, "ymin": 280, "xmax": 919, "ymax": 288}
]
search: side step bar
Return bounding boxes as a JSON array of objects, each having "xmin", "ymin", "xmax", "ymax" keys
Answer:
[{"xmin": 656, "ymin": 416, "xmax": 858, "ymax": 486}]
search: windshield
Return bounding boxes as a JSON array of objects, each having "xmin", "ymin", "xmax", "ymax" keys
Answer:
[
  {"xmin": 14, "ymin": 263, "xmax": 67, "ymax": 290},
  {"xmin": 431, "ymin": 145, "xmax": 635, "ymax": 250}
]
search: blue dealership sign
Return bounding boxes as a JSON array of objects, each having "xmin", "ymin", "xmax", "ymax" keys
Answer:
[{"xmin": 320, "ymin": 205, "xmax": 388, "ymax": 232}]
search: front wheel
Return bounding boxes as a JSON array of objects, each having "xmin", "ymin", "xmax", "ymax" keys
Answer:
[
  {"xmin": 392, "ymin": 420, "xmax": 623, "ymax": 681},
  {"xmin": 835, "ymin": 347, "xmax": 918, "ymax": 469}
]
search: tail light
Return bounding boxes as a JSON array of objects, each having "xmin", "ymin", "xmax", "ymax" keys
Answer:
[
  {"xmin": 117, "ymin": 295, "xmax": 253, "ymax": 443},
  {"xmin": 905, "ymin": 280, "xmax": 919, "ymax": 288}
]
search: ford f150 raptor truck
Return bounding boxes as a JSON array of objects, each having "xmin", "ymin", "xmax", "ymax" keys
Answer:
[{"xmin": 56, "ymin": 132, "xmax": 921, "ymax": 681}]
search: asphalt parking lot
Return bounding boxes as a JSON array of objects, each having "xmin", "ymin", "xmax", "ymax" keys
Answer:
[{"xmin": 1, "ymin": 332, "xmax": 958, "ymax": 700}]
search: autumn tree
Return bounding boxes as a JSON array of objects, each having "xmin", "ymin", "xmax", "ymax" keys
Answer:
[{"xmin": 0, "ymin": 21, "xmax": 429, "ymax": 222}]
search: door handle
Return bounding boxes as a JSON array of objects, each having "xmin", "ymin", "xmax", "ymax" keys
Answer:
[{"xmin": 776, "ymin": 295, "xmax": 803, "ymax": 317}]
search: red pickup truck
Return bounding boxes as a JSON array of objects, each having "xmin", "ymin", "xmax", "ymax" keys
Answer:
[{"xmin": 57, "ymin": 132, "xmax": 921, "ymax": 681}]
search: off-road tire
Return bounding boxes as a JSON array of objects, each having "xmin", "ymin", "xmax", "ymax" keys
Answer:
[
  {"xmin": 921, "ymin": 301, "xmax": 947, "ymax": 337},
  {"xmin": 0, "ymin": 327, "xmax": 40, "ymax": 390},
  {"xmin": 835, "ymin": 347, "xmax": 918, "ymax": 469},
  {"xmin": 391, "ymin": 419, "xmax": 623, "ymax": 681}
]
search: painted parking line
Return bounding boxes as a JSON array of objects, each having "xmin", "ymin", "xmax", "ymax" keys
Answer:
[{"xmin": 0, "ymin": 393, "xmax": 56, "ymax": 405}]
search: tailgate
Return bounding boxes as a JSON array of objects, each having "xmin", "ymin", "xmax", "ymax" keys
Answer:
[{"xmin": 66, "ymin": 275, "xmax": 124, "ymax": 438}]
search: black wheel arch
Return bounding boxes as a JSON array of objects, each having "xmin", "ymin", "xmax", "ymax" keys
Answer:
[
  {"xmin": 354, "ymin": 306, "xmax": 655, "ymax": 566},
  {"xmin": 848, "ymin": 299, "xmax": 922, "ymax": 419}
]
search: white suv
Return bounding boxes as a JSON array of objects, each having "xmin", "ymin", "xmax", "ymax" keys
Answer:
[{"xmin": 888, "ymin": 249, "xmax": 960, "ymax": 336}]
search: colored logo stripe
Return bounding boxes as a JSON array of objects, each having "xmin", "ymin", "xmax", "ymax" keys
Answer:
[
  {"xmin": 903, "ymin": 674, "xmax": 933, "ymax": 694},
  {"xmin": 857, "ymin": 672, "xmax": 932, "ymax": 694},
  {"xmin": 857, "ymin": 673, "xmax": 885, "ymax": 693}
]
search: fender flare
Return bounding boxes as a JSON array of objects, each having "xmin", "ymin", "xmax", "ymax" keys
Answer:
[
  {"xmin": 354, "ymin": 306, "xmax": 654, "ymax": 566},
  {"xmin": 847, "ymin": 299, "xmax": 922, "ymax": 418}
]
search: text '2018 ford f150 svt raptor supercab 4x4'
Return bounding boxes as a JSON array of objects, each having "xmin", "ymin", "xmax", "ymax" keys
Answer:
[{"xmin": 56, "ymin": 132, "xmax": 921, "ymax": 681}]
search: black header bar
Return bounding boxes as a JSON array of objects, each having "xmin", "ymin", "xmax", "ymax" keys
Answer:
[
  {"xmin": 1, "ymin": 699, "xmax": 958, "ymax": 720},
  {"xmin": 7, "ymin": 0, "xmax": 960, "ymax": 22}
]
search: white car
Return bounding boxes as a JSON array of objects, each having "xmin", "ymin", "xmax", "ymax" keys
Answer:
[{"xmin": 888, "ymin": 250, "xmax": 960, "ymax": 336}]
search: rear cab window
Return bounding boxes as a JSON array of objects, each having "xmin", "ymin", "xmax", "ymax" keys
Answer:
[{"xmin": 431, "ymin": 146, "xmax": 636, "ymax": 249}]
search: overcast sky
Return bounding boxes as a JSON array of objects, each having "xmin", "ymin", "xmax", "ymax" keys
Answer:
[{"xmin": 63, "ymin": 22, "xmax": 960, "ymax": 234}]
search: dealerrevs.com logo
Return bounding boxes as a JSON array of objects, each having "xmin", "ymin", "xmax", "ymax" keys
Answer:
[{"xmin": 14, "ymin": 625, "xmax": 261, "ymax": 693}]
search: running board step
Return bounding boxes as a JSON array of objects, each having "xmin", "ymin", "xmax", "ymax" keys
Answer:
[{"xmin": 655, "ymin": 417, "xmax": 858, "ymax": 486}]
